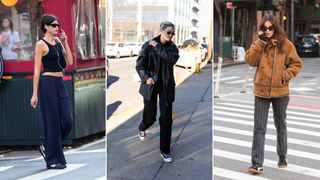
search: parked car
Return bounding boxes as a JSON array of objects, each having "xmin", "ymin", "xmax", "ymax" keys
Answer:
[
  {"xmin": 202, "ymin": 43, "xmax": 208, "ymax": 59},
  {"xmin": 126, "ymin": 42, "xmax": 143, "ymax": 56},
  {"xmin": 295, "ymin": 35, "xmax": 320, "ymax": 57},
  {"xmin": 106, "ymin": 42, "xmax": 133, "ymax": 59}
]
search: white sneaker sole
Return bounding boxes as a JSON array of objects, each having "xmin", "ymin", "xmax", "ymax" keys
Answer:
[{"xmin": 160, "ymin": 153, "xmax": 172, "ymax": 163}]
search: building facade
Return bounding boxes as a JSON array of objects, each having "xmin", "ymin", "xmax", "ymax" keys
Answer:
[{"xmin": 107, "ymin": 0, "xmax": 212, "ymax": 44}]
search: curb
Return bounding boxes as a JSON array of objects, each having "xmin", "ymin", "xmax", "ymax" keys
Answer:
[{"xmin": 214, "ymin": 61, "xmax": 247, "ymax": 70}]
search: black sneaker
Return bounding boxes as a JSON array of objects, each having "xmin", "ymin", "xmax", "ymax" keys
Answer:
[
  {"xmin": 248, "ymin": 163, "xmax": 263, "ymax": 174},
  {"xmin": 278, "ymin": 155, "xmax": 288, "ymax": 168},
  {"xmin": 47, "ymin": 164, "xmax": 67, "ymax": 170},
  {"xmin": 160, "ymin": 151, "xmax": 172, "ymax": 163},
  {"xmin": 139, "ymin": 130, "xmax": 145, "ymax": 141},
  {"xmin": 38, "ymin": 145, "xmax": 45, "ymax": 158}
]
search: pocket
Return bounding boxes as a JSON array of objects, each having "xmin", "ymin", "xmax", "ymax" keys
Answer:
[{"xmin": 279, "ymin": 67, "xmax": 285, "ymax": 85}]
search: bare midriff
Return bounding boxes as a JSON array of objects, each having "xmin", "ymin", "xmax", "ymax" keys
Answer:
[{"xmin": 42, "ymin": 72, "xmax": 63, "ymax": 77}]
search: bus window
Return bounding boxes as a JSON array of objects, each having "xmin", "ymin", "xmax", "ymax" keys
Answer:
[
  {"xmin": 0, "ymin": 0, "xmax": 44, "ymax": 61},
  {"xmin": 74, "ymin": 0, "xmax": 98, "ymax": 59},
  {"xmin": 98, "ymin": 0, "xmax": 106, "ymax": 58}
]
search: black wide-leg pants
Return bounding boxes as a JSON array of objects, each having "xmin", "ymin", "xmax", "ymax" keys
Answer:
[
  {"xmin": 139, "ymin": 86, "xmax": 173, "ymax": 154},
  {"xmin": 251, "ymin": 95, "xmax": 290, "ymax": 165},
  {"xmin": 39, "ymin": 76, "xmax": 73, "ymax": 167}
]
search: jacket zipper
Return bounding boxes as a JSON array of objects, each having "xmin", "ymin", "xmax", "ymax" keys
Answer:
[{"xmin": 270, "ymin": 46, "xmax": 276, "ymax": 97}]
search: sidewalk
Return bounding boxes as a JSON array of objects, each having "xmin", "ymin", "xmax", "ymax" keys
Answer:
[{"xmin": 107, "ymin": 64, "xmax": 212, "ymax": 180}]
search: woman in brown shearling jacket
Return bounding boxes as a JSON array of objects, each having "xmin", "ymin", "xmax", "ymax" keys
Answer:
[{"xmin": 245, "ymin": 14, "xmax": 302, "ymax": 174}]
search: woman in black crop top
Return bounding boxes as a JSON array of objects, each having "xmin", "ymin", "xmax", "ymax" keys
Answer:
[{"xmin": 30, "ymin": 14, "xmax": 73, "ymax": 170}]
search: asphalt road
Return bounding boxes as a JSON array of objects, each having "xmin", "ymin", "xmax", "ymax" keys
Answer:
[
  {"xmin": 0, "ymin": 138, "xmax": 105, "ymax": 180},
  {"xmin": 213, "ymin": 57, "xmax": 320, "ymax": 180}
]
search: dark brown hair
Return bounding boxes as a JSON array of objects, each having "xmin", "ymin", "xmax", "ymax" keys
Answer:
[
  {"xmin": 40, "ymin": 14, "xmax": 59, "ymax": 33},
  {"xmin": 259, "ymin": 14, "xmax": 286, "ymax": 53}
]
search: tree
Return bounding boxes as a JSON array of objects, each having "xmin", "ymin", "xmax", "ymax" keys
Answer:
[
  {"xmin": 303, "ymin": 0, "xmax": 320, "ymax": 35},
  {"xmin": 214, "ymin": 0, "xmax": 223, "ymax": 58}
]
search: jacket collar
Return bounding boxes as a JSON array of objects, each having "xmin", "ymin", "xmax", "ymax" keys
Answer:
[
  {"xmin": 153, "ymin": 35, "xmax": 171, "ymax": 46},
  {"xmin": 271, "ymin": 39, "xmax": 277, "ymax": 46}
]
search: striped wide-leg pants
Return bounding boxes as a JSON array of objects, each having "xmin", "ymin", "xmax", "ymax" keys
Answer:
[{"xmin": 251, "ymin": 95, "xmax": 290, "ymax": 165}]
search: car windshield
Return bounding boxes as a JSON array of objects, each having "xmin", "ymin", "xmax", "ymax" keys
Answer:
[
  {"xmin": 107, "ymin": 43, "xmax": 116, "ymax": 46},
  {"xmin": 297, "ymin": 37, "xmax": 315, "ymax": 42}
]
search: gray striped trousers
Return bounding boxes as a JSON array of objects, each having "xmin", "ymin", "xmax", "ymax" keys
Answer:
[{"xmin": 251, "ymin": 95, "xmax": 290, "ymax": 165}]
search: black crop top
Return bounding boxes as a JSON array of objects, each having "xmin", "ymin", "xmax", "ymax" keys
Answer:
[{"xmin": 42, "ymin": 38, "xmax": 66, "ymax": 73}]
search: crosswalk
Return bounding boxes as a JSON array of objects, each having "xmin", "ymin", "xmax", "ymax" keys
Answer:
[
  {"xmin": 0, "ymin": 148, "xmax": 106, "ymax": 180},
  {"xmin": 213, "ymin": 73, "xmax": 319, "ymax": 93},
  {"xmin": 214, "ymin": 99, "xmax": 320, "ymax": 179}
]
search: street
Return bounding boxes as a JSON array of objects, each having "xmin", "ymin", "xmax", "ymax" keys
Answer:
[
  {"xmin": 0, "ymin": 138, "xmax": 105, "ymax": 180},
  {"xmin": 107, "ymin": 62, "xmax": 212, "ymax": 180},
  {"xmin": 213, "ymin": 57, "xmax": 320, "ymax": 179}
]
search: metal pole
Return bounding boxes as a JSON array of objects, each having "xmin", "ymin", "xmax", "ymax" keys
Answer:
[
  {"xmin": 232, "ymin": 7, "xmax": 234, "ymax": 46},
  {"xmin": 291, "ymin": 0, "xmax": 294, "ymax": 42},
  {"xmin": 214, "ymin": 57, "xmax": 223, "ymax": 98},
  {"xmin": 240, "ymin": 66, "xmax": 253, "ymax": 93}
]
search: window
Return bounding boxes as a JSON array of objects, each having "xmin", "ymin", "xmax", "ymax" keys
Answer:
[
  {"xmin": 74, "ymin": 0, "xmax": 97, "ymax": 58},
  {"xmin": 98, "ymin": 0, "xmax": 106, "ymax": 57},
  {"xmin": 0, "ymin": 0, "xmax": 44, "ymax": 61}
]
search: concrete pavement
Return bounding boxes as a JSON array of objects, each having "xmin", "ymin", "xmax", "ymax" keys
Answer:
[{"xmin": 107, "ymin": 63, "xmax": 212, "ymax": 180}]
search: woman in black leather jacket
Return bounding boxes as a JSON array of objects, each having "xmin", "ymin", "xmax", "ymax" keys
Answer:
[{"xmin": 135, "ymin": 21, "xmax": 179, "ymax": 163}]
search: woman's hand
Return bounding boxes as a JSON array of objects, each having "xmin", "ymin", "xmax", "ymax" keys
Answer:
[
  {"xmin": 30, "ymin": 95, "xmax": 38, "ymax": 108},
  {"xmin": 149, "ymin": 40, "xmax": 157, "ymax": 47},
  {"xmin": 258, "ymin": 30, "xmax": 266, "ymax": 42},
  {"xmin": 146, "ymin": 77, "xmax": 155, "ymax": 85}
]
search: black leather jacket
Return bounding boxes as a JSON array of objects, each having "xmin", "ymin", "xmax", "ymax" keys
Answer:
[{"xmin": 136, "ymin": 35, "xmax": 180, "ymax": 104}]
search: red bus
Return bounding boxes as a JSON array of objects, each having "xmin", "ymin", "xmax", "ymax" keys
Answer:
[{"xmin": 0, "ymin": 0, "xmax": 106, "ymax": 146}]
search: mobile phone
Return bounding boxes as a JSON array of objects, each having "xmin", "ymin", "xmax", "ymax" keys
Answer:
[
  {"xmin": 152, "ymin": 75, "xmax": 157, "ymax": 82},
  {"xmin": 60, "ymin": 29, "xmax": 65, "ymax": 42}
]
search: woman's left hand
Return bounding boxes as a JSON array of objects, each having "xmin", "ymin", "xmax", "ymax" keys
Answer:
[
  {"xmin": 60, "ymin": 29, "xmax": 67, "ymax": 43},
  {"xmin": 149, "ymin": 40, "xmax": 157, "ymax": 47}
]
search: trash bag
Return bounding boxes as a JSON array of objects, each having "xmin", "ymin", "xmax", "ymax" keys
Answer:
[{"xmin": 182, "ymin": 39, "xmax": 199, "ymax": 48}]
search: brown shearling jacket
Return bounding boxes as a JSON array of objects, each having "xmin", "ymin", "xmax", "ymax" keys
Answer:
[{"xmin": 245, "ymin": 38, "xmax": 303, "ymax": 98}]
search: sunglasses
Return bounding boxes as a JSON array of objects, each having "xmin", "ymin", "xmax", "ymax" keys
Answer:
[
  {"xmin": 163, "ymin": 30, "xmax": 175, "ymax": 36},
  {"xmin": 47, "ymin": 23, "xmax": 60, "ymax": 28},
  {"xmin": 261, "ymin": 26, "xmax": 275, "ymax": 31}
]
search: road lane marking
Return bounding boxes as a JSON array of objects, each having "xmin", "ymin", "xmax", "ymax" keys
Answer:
[
  {"xmin": 214, "ymin": 125, "xmax": 320, "ymax": 149},
  {"xmin": 172, "ymin": 111, "xmax": 179, "ymax": 120},
  {"xmin": 213, "ymin": 76, "xmax": 239, "ymax": 82},
  {"xmin": 214, "ymin": 167, "xmax": 271, "ymax": 180},
  {"xmin": 214, "ymin": 108, "xmax": 320, "ymax": 128},
  {"xmin": 214, "ymin": 116, "xmax": 320, "ymax": 137},
  {"xmin": 225, "ymin": 78, "xmax": 253, "ymax": 84},
  {"xmin": 218, "ymin": 103, "xmax": 320, "ymax": 118},
  {"xmin": 215, "ymin": 136, "xmax": 320, "ymax": 161},
  {"xmin": 0, "ymin": 166, "xmax": 13, "ymax": 172},
  {"xmin": 290, "ymin": 87, "xmax": 316, "ymax": 91},
  {"xmin": 17, "ymin": 164, "xmax": 86, "ymax": 180},
  {"xmin": 107, "ymin": 102, "xmax": 143, "ymax": 126},
  {"xmin": 215, "ymin": 149, "xmax": 320, "ymax": 178},
  {"xmin": 94, "ymin": 177, "xmax": 106, "ymax": 180},
  {"xmin": 65, "ymin": 148, "xmax": 105, "ymax": 155},
  {"xmin": 198, "ymin": 83, "xmax": 207, "ymax": 89}
]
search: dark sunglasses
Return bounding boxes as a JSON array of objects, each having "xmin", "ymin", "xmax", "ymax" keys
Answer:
[
  {"xmin": 47, "ymin": 23, "xmax": 60, "ymax": 28},
  {"xmin": 261, "ymin": 26, "xmax": 275, "ymax": 31},
  {"xmin": 163, "ymin": 30, "xmax": 175, "ymax": 36}
]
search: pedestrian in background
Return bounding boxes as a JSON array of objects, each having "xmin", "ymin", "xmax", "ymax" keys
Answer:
[
  {"xmin": 136, "ymin": 21, "xmax": 180, "ymax": 163},
  {"xmin": 0, "ymin": 16, "xmax": 22, "ymax": 61},
  {"xmin": 30, "ymin": 14, "xmax": 73, "ymax": 169},
  {"xmin": 245, "ymin": 14, "xmax": 302, "ymax": 174}
]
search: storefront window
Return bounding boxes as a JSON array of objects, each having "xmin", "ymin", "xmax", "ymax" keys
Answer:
[
  {"xmin": 98, "ymin": 0, "xmax": 106, "ymax": 57},
  {"xmin": 0, "ymin": 0, "xmax": 44, "ymax": 61},
  {"xmin": 74, "ymin": 0, "xmax": 97, "ymax": 58}
]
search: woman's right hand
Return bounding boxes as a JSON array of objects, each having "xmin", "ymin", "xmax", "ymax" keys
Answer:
[
  {"xmin": 30, "ymin": 95, "xmax": 38, "ymax": 108},
  {"xmin": 146, "ymin": 77, "xmax": 155, "ymax": 85},
  {"xmin": 258, "ymin": 30, "xmax": 266, "ymax": 41}
]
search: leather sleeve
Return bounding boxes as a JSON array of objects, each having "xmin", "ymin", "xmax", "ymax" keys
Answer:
[
  {"xmin": 245, "ymin": 38, "xmax": 267, "ymax": 67},
  {"xmin": 135, "ymin": 42, "xmax": 151, "ymax": 84},
  {"xmin": 152, "ymin": 43, "xmax": 180, "ymax": 66},
  {"xmin": 284, "ymin": 41, "xmax": 303, "ymax": 82}
]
